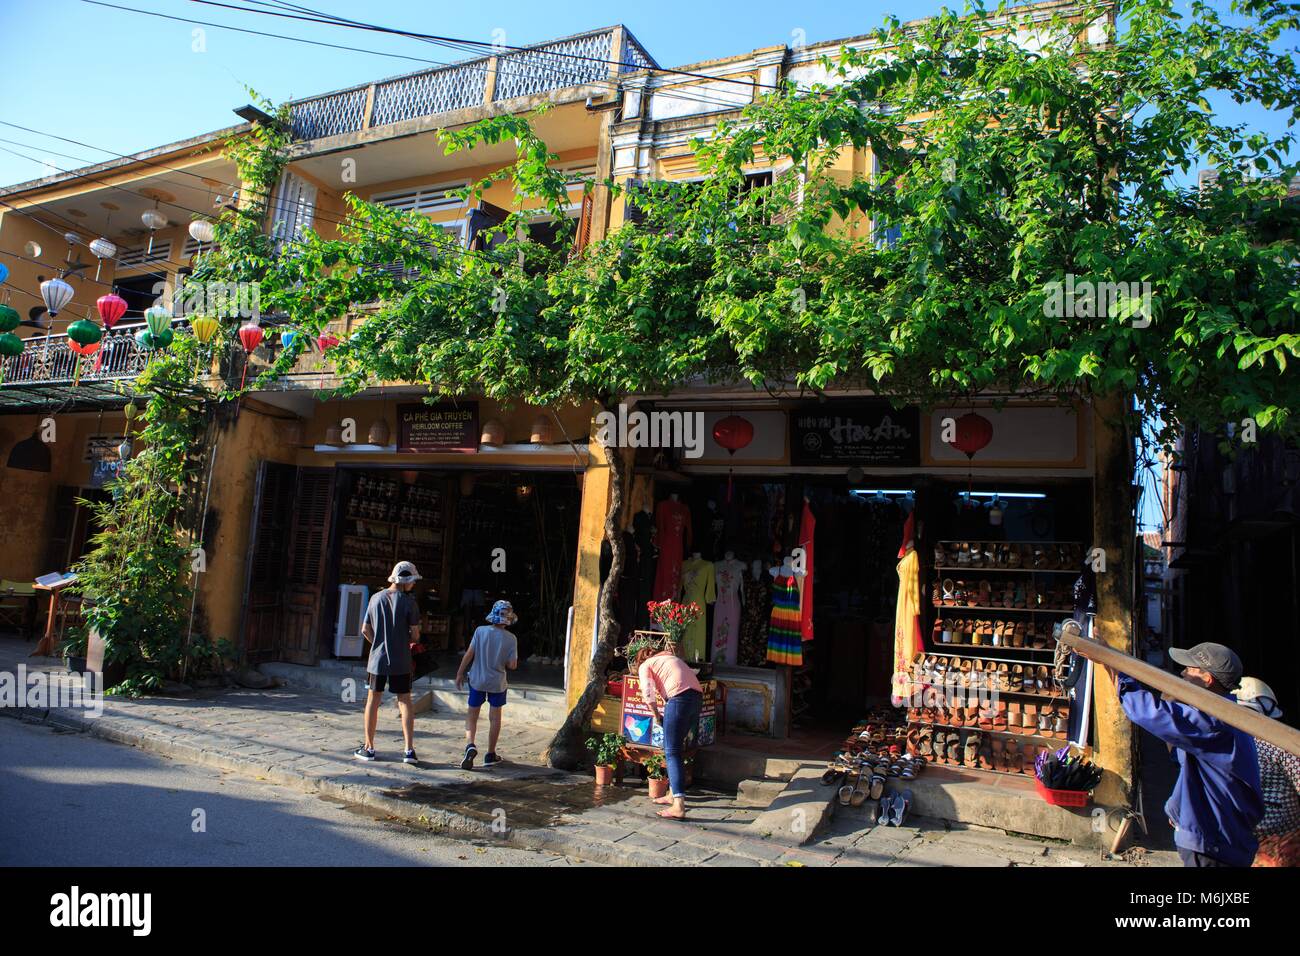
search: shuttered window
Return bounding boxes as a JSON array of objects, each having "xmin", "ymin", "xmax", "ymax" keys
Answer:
[
  {"xmin": 371, "ymin": 181, "xmax": 468, "ymax": 214},
  {"xmin": 270, "ymin": 171, "xmax": 318, "ymax": 244},
  {"xmin": 116, "ymin": 240, "xmax": 173, "ymax": 269}
]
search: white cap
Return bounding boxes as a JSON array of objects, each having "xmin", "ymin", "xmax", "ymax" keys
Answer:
[{"xmin": 388, "ymin": 561, "xmax": 422, "ymax": 584}]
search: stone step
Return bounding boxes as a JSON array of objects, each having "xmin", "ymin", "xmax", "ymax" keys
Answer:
[
  {"xmin": 747, "ymin": 767, "xmax": 837, "ymax": 845},
  {"xmin": 735, "ymin": 778, "xmax": 788, "ymax": 808}
]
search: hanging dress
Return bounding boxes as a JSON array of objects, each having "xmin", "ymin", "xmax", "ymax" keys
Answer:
[
  {"xmin": 711, "ymin": 558, "xmax": 745, "ymax": 666},
  {"xmin": 652, "ymin": 498, "xmax": 692, "ymax": 601},
  {"xmin": 766, "ymin": 573, "xmax": 803, "ymax": 666},
  {"xmin": 679, "ymin": 556, "xmax": 716, "ymax": 662},
  {"xmin": 796, "ymin": 498, "xmax": 816, "ymax": 641},
  {"xmin": 738, "ymin": 571, "xmax": 771, "ymax": 667}
]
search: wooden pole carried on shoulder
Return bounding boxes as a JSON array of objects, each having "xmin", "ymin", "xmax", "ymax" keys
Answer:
[{"xmin": 1058, "ymin": 621, "xmax": 1300, "ymax": 758}]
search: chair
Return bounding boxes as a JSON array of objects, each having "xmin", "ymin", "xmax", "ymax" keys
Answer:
[{"xmin": 0, "ymin": 580, "xmax": 37, "ymax": 639}]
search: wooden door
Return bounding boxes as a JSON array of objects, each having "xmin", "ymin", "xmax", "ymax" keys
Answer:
[
  {"xmin": 240, "ymin": 461, "xmax": 296, "ymax": 662},
  {"xmin": 282, "ymin": 466, "xmax": 334, "ymax": 665}
]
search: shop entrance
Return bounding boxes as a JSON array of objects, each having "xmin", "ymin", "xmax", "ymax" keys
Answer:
[{"xmin": 239, "ymin": 461, "xmax": 581, "ymax": 667}]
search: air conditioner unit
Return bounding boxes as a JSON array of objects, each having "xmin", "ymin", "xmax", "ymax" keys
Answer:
[{"xmin": 334, "ymin": 584, "xmax": 370, "ymax": 658}]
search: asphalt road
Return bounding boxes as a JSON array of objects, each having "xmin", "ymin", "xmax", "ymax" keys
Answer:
[{"xmin": 0, "ymin": 719, "xmax": 590, "ymax": 867}]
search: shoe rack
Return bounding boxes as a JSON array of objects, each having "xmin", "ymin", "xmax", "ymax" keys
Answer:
[{"xmin": 904, "ymin": 540, "xmax": 1083, "ymax": 777}]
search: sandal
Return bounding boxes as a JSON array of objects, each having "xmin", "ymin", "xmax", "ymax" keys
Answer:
[
  {"xmin": 992, "ymin": 621, "xmax": 1005, "ymax": 647},
  {"xmin": 1004, "ymin": 738, "xmax": 1022, "ymax": 774},
  {"xmin": 963, "ymin": 731, "xmax": 980, "ymax": 767},
  {"xmin": 839, "ymin": 768, "xmax": 863, "ymax": 806},
  {"xmin": 978, "ymin": 580, "xmax": 992, "ymax": 606},
  {"xmin": 941, "ymin": 578, "xmax": 957, "ymax": 606}
]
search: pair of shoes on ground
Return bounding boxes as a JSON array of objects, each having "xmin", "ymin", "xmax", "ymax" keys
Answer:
[
  {"xmin": 875, "ymin": 788, "xmax": 913, "ymax": 827},
  {"xmin": 459, "ymin": 744, "xmax": 501, "ymax": 770},
  {"xmin": 352, "ymin": 746, "xmax": 450, "ymax": 765}
]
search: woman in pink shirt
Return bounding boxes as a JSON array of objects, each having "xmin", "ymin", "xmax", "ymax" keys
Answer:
[{"xmin": 636, "ymin": 646, "xmax": 703, "ymax": 819}]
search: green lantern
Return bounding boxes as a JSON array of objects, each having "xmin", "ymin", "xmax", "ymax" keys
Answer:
[
  {"xmin": 135, "ymin": 327, "xmax": 175, "ymax": 350},
  {"xmin": 66, "ymin": 318, "xmax": 103, "ymax": 348},
  {"xmin": 0, "ymin": 304, "xmax": 18, "ymax": 334},
  {"xmin": 144, "ymin": 306, "xmax": 172, "ymax": 337},
  {"xmin": 0, "ymin": 332, "xmax": 22, "ymax": 357}
]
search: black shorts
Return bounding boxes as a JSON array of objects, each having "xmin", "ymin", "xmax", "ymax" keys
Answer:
[{"xmin": 367, "ymin": 672, "xmax": 412, "ymax": 694}]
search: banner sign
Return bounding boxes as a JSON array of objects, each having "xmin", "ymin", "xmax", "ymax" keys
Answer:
[
  {"xmin": 397, "ymin": 402, "xmax": 479, "ymax": 454},
  {"xmin": 790, "ymin": 401, "xmax": 920, "ymax": 466},
  {"xmin": 620, "ymin": 675, "xmax": 717, "ymax": 749}
]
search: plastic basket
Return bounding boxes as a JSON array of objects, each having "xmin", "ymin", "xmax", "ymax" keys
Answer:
[{"xmin": 1035, "ymin": 779, "xmax": 1091, "ymax": 807}]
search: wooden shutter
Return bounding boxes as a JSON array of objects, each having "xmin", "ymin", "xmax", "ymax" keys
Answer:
[
  {"xmin": 573, "ymin": 191, "xmax": 594, "ymax": 254},
  {"xmin": 282, "ymin": 466, "xmax": 335, "ymax": 665},
  {"xmin": 466, "ymin": 200, "xmax": 510, "ymax": 251},
  {"xmin": 622, "ymin": 178, "xmax": 647, "ymax": 226},
  {"xmin": 240, "ymin": 461, "xmax": 296, "ymax": 662}
]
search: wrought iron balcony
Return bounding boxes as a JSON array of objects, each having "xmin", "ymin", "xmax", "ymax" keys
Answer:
[{"xmin": 287, "ymin": 26, "xmax": 656, "ymax": 141}]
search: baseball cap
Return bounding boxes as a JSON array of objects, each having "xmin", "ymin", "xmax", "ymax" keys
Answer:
[
  {"xmin": 1168, "ymin": 642, "xmax": 1243, "ymax": 690},
  {"xmin": 388, "ymin": 561, "xmax": 422, "ymax": 584},
  {"xmin": 1233, "ymin": 677, "xmax": 1283, "ymax": 719}
]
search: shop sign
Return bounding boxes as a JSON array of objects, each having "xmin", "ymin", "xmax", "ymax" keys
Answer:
[
  {"xmin": 84, "ymin": 434, "xmax": 125, "ymax": 462},
  {"xmin": 790, "ymin": 401, "xmax": 920, "ymax": 466},
  {"xmin": 620, "ymin": 675, "xmax": 717, "ymax": 748},
  {"xmin": 397, "ymin": 402, "xmax": 479, "ymax": 453}
]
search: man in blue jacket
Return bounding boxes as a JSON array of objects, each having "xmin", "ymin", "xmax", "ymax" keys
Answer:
[{"xmin": 1108, "ymin": 642, "xmax": 1264, "ymax": 867}]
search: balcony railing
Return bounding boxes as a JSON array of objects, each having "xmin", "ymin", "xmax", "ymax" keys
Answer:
[
  {"xmin": 0, "ymin": 319, "xmax": 197, "ymax": 388},
  {"xmin": 288, "ymin": 26, "xmax": 657, "ymax": 141}
]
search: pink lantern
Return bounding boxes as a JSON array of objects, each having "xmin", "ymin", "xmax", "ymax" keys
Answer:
[
  {"xmin": 96, "ymin": 293, "xmax": 128, "ymax": 329},
  {"xmin": 317, "ymin": 332, "xmax": 340, "ymax": 352},
  {"xmin": 238, "ymin": 324, "xmax": 264, "ymax": 353}
]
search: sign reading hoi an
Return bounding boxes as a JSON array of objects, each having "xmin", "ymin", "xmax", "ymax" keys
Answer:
[
  {"xmin": 397, "ymin": 402, "xmax": 479, "ymax": 454},
  {"xmin": 790, "ymin": 401, "xmax": 920, "ymax": 466}
]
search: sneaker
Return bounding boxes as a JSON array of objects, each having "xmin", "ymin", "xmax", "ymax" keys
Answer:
[
  {"xmin": 353, "ymin": 747, "xmax": 376, "ymax": 762},
  {"xmin": 402, "ymin": 749, "xmax": 418, "ymax": 764},
  {"xmin": 460, "ymin": 744, "xmax": 477, "ymax": 770},
  {"xmin": 483, "ymin": 752, "xmax": 501, "ymax": 767}
]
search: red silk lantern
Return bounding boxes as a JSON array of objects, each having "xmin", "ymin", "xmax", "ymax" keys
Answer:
[
  {"xmin": 238, "ymin": 324, "xmax": 264, "ymax": 353},
  {"xmin": 96, "ymin": 293, "xmax": 128, "ymax": 329},
  {"xmin": 712, "ymin": 414, "xmax": 755, "ymax": 456},
  {"xmin": 950, "ymin": 411, "xmax": 993, "ymax": 459},
  {"xmin": 317, "ymin": 332, "xmax": 340, "ymax": 351},
  {"xmin": 69, "ymin": 340, "xmax": 100, "ymax": 357}
]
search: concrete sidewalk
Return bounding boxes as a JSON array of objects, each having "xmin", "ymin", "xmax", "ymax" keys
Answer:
[{"xmin": 0, "ymin": 639, "xmax": 1175, "ymax": 867}]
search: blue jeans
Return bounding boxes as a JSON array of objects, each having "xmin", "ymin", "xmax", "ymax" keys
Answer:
[{"xmin": 662, "ymin": 689, "xmax": 703, "ymax": 798}]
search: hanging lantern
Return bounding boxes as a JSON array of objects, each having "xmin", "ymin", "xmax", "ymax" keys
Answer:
[
  {"xmin": 123, "ymin": 400, "xmax": 138, "ymax": 422},
  {"xmin": 135, "ymin": 327, "xmax": 174, "ymax": 350},
  {"xmin": 40, "ymin": 277, "xmax": 75, "ymax": 317},
  {"xmin": 238, "ymin": 324, "xmax": 264, "ymax": 353},
  {"xmin": 190, "ymin": 316, "xmax": 220, "ymax": 345},
  {"xmin": 69, "ymin": 339, "xmax": 100, "ymax": 357},
  {"xmin": 280, "ymin": 329, "xmax": 299, "ymax": 350},
  {"xmin": 96, "ymin": 293, "xmax": 127, "ymax": 329},
  {"xmin": 0, "ymin": 261, "xmax": 8, "ymax": 285},
  {"xmin": 118, "ymin": 437, "xmax": 133, "ymax": 461},
  {"xmin": 66, "ymin": 318, "xmax": 103, "ymax": 349},
  {"xmin": 144, "ymin": 305, "xmax": 172, "ymax": 337},
  {"xmin": 323, "ymin": 423, "xmax": 343, "ymax": 446},
  {"xmin": 712, "ymin": 414, "xmax": 755, "ymax": 455},
  {"xmin": 141, "ymin": 207, "xmax": 168, "ymax": 256},
  {"xmin": 367, "ymin": 417, "xmax": 390, "ymax": 445},
  {"xmin": 187, "ymin": 219, "xmax": 216, "ymax": 245},
  {"xmin": 317, "ymin": 332, "xmax": 340, "ymax": 352},
  {"xmin": 529, "ymin": 413, "xmax": 556, "ymax": 444},
  {"xmin": 949, "ymin": 411, "xmax": 994, "ymax": 459},
  {"xmin": 0, "ymin": 304, "xmax": 19, "ymax": 333},
  {"xmin": 0, "ymin": 332, "xmax": 22, "ymax": 357},
  {"xmin": 89, "ymin": 238, "xmax": 116, "ymax": 281},
  {"xmin": 480, "ymin": 418, "xmax": 505, "ymax": 446}
]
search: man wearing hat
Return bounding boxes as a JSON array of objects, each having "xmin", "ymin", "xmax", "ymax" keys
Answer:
[
  {"xmin": 455, "ymin": 600, "xmax": 518, "ymax": 770},
  {"xmin": 355, "ymin": 561, "xmax": 424, "ymax": 764},
  {"xmin": 1234, "ymin": 678, "xmax": 1300, "ymax": 866},
  {"xmin": 1109, "ymin": 642, "xmax": 1263, "ymax": 866}
]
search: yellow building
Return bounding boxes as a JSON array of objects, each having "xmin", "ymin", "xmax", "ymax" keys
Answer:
[{"xmin": 0, "ymin": 6, "xmax": 1138, "ymax": 844}]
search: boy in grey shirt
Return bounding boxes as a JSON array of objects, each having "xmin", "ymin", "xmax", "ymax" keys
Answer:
[
  {"xmin": 355, "ymin": 562, "xmax": 423, "ymax": 764},
  {"xmin": 455, "ymin": 600, "xmax": 518, "ymax": 769}
]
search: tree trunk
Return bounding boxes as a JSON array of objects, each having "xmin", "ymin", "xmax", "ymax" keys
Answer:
[{"xmin": 544, "ymin": 405, "xmax": 627, "ymax": 769}]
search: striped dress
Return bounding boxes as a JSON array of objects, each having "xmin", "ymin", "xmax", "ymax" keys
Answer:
[{"xmin": 766, "ymin": 574, "xmax": 803, "ymax": 666}]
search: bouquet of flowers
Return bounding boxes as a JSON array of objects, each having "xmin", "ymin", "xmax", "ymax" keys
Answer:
[{"xmin": 645, "ymin": 599, "xmax": 702, "ymax": 647}]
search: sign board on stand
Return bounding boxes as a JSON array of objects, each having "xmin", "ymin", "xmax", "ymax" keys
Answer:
[{"xmin": 620, "ymin": 674, "xmax": 717, "ymax": 750}]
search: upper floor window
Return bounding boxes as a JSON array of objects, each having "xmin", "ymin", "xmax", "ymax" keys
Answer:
[
  {"xmin": 270, "ymin": 171, "xmax": 318, "ymax": 244},
  {"xmin": 371, "ymin": 181, "xmax": 468, "ymax": 215}
]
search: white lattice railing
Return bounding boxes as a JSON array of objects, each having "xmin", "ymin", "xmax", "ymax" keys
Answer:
[
  {"xmin": 287, "ymin": 27, "xmax": 656, "ymax": 141},
  {"xmin": 0, "ymin": 320, "xmax": 200, "ymax": 387}
]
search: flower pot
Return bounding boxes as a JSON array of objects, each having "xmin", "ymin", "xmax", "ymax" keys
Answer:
[
  {"xmin": 648, "ymin": 777, "xmax": 669, "ymax": 800},
  {"xmin": 594, "ymin": 765, "xmax": 615, "ymax": 786}
]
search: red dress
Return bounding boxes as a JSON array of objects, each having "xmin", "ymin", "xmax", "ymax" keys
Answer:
[{"xmin": 652, "ymin": 499, "xmax": 692, "ymax": 600}]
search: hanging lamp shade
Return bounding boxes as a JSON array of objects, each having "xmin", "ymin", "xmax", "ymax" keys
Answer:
[
  {"xmin": 367, "ymin": 417, "xmax": 390, "ymax": 445},
  {"xmin": 143, "ymin": 305, "xmax": 171, "ymax": 337},
  {"xmin": 238, "ymin": 323, "xmax": 264, "ymax": 353},
  {"xmin": 480, "ymin": 418, "xmax": 505, "ymax": 446},
  {"xmin": 0, "ymin": 332, "xmax": 23, "ymax": 356},
  {"xmin": 89, "ymin": 237, "xmax": 117, "ymax": 261},
  {"xmin": 323, "ymin": 423, "xmax": 343, "ymax": 446},
  {"xmin": 712, "ymin": 414, "xmax": 755, "ymax": 455},
  {"xmin": 187, "ymin": 219, "xmax": 216, "ymax": 244},
  {"xmin": 0, "ymin": 304, "xmax": 19, "ymax": 333},
  {"xmin": 96, "ymin": 293, "xmax": 128, "ymax": 328},
  {"xmin": 66, "ymin": 318, "xmax": 102, "ymax": 347},
  {"xmin": 949, "ymin": 411, "xmax": 994, "ymax": 460},
  {"xmin": 40, "ymin": 277, "xmax": 75, "ymax": 317},
  {"xmin": 529, "ymin": 413, "xmax": 556, "ymax": 444},
  {"xmin": 141, "ymin": 209, "xmax": 168, "ymax": 231},
  {"xmin": 7, "ymin": 432, "xmax": 51, "ymax": 472},
  {"xmin": 190, "ymin": 316, "xmax": 220, "ymax": 345},
  {"xmin": 317, "ymin": 332, "xmax": 340, "ymax": 352}
]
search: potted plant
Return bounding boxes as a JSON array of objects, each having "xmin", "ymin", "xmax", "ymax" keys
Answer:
[
  {"xmin": 644, "ymin": 753, "xmax": 669, "ymax": 799},
  {"xmin": 585, "ymin": 732, "xmax": 623, "ymax": 786},
  {"xmin": 645, "ymin": 600, "xmax": 702, "ymax": 651},
  {"xmin": 60, "ymin": 627, "xmax": 89, "ymax": 673}
]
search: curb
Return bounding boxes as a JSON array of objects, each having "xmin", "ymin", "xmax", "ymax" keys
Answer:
[{"xmin": 1, "ymin": 705, "xmax": 677, "ymax": 867}]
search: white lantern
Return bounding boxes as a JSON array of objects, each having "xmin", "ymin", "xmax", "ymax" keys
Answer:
[
  {"xmin": 141, "ymin": 209, "xmax": 168, "ymax": 231},
  {"xmin": 188, "ymin": 219, "xmax": 216, "ymax": 245},
  {"xmin": 40, "ymin": 277, "xmax": 75, "ymax": 317},
  {"xmin": 89, "ymin": 237, "xmax": 116, "ymax": 281}
]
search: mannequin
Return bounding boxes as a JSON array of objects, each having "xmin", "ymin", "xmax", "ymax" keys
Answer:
[
  {"xmin": 652, "ymin": 493, "xmax": 692, "ymax": 600},
  {"xmin": 679, "ymin": 551, "xmax": 715, "ymax": 662},
  {"xmin": 711, "ymin": 550, "xmax": 746, "ymax": 666}
]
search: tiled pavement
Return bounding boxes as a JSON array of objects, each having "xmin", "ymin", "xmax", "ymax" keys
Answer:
[{"xmin": 0, "ymin": 639, "xmax": 1176, "ymax": 867}]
